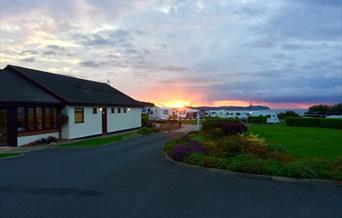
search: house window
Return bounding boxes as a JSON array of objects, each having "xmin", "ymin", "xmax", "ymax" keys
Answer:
[
  {"xmin": 74, "ymin": 107, "xmax": 84, "ymax": 123},
  {"xmin": 93, "ymin": 107, "xmax": 97, "ymax": 114},
  {"xmin": 36, "ymin": 107, "xmax": 43, "ymax": 130},
  {"xmin": 27, "ymin": 108, "xmax": 35, "ymax": 131},
  {"xmin": 124, "ymin": 108, "xmax": 127, "ymax": 113},
  {"xmin": 111, "ymin": 108, "xmax": 115, "ymax": 113},
  {"xmin": 17, "ymin": 107, "xmax": 25, "ymax": 132},
  {"xmin": 117, "ymin": 108, "xmax": 121, "ymax": 113},
  {"xmin": 51, "ymin": 108, "xmax": 57, "ymax": 128},
  {"xmin": 45, "ymin": 108, "xmax": 51, "ymax": 129}
]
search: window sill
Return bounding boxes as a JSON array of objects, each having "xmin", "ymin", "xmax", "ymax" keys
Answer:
[{"xmin": 18, "ymin": 129, "xmax": 59, "ymax": 137}]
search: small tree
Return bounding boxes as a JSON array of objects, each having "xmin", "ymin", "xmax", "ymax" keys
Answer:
[
  {"xmin": 277, "ymin": 111, "xmax": 300, "ymax": 120},
  {"xmin": 308, "ymin": 104, "xmax": 330, "ymax": 115},
  {"xmin": 328, "ymin": 103, "xmax": 342, "ymax": 115}
]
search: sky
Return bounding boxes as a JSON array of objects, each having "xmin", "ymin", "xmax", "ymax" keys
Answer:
[{"xmin": 0, "ymin": 0, "xmax": 341, "ymax": 109}]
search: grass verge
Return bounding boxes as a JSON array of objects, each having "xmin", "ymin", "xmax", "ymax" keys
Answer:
[
  {"xmin": 60, "ymin": 127, "xmax": 159, "ymax": 148},
  {"xmin": 0, "ymin": 153, "xmax": 21, "ymax": 159}
]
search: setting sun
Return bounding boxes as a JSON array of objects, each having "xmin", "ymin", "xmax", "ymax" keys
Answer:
[{"xmin": 161, "ymin": 100, "xmax": 191, "ymax": 108}]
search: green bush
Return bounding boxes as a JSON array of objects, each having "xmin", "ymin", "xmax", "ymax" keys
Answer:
[
  {"xmin": 266, "ymin": 151, "xmax": 294, "ymax": 163},
  {"xmin": 265, "ymin": 160, "xmax": 288, "ymax": 176},
  {"xmin": 183, "ymin": 153, "xmax": 205, "ymax": 165},
  {"xmin": 202, "ymin": 156, "xmax": 227, "ymax": 169},
  {"xmin": 285, "ymin": 118, "xmax": 342, "ymax": 129},
  {"xmin": 241, "ymin": 134, "xmax": 268, "ymax": 156},
  {"xmin": 287, "ymin": 159, "xmax": 334, "ymax": 179},
  {"xmin": 226, "ymin": 155, "xmax": 267, "ymax": 174},
  {"xmin": 207, "ymin": 128, "xmax": 225, "ymax": 139},
  {"xmin": 164, "ymin": 137, "xmax": 181, "ymax": 153},
  {"xmin": 248, "ymin": 116, "xmax": 267, "ymax": 124},
  {"xmin": 320, "ymin": 118, "xmax": 342, "ymax": 129}
]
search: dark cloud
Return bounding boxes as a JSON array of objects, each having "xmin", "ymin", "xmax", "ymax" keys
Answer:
[
  {"xmin": 79, "ymin": 60, "xmax": 100, "ymax": 68},
  {"xmin": 19, "ymin": 57, "xmax": 36, "ymax": 62},
  {"xmin": 159, "ymin": 66, "xmax": 188, "ymax": 72}
]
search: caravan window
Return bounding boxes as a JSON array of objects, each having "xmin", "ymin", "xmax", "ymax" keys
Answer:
[
  {"xmin": 266, "ymin": 115, "xmax": 271, "ymax": 118},
  {"xmin": 164, "ymin": 110, "xmax": 169, "ymax": 115},
  {"xmin": 236, "ymin": 113, "xmax": 241, "ymax": 116}
]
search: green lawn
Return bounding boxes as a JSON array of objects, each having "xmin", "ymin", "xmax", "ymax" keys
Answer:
[
  {"xmin": 60, "ymin": 132, "xmax": 136, "ymax": 147},
  {"xmin": 0, "ymin": 153, "xmax": 21, "ymax": 159},
  {"xmin": 249, "ymin": 123, "xmax": 342, "ymax": 159}
]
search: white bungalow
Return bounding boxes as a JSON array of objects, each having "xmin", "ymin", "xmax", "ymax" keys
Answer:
[{"xmin": 0, "ymin": 65, "xmax": 144, "ymax": 147}]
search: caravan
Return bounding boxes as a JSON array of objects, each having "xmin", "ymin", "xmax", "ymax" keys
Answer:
[
  {"xmin": 148, "ymin": 107, "xmax": 178, "ymax": 120},
  {"xmin": 248, "ymin": 111, "xmax": 280, "ymax": 123}
]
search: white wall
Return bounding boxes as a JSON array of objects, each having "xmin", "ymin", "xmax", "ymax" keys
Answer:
[
  {"xmin": 61, "ymin": 106, "xmax": 102, "ymax": 139},
  {"xmin": 107, "ymin": 107, "xmax": 142, "ymax": 133},
  {"xmin": 18, "ymin": 132, "xmax": 59, "ymax": 146},
  {"xmin": 61, "ymin": 106, "xmax": 142, "ymax": 139}
]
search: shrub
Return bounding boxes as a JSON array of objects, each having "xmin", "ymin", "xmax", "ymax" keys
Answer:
[
  {"xmin": 248, "ymin": 116, "xmax": 267, "ymax": 124},
  {"xmin": 226, "ymin": 155, "xmax": 267, "ymax": 174},
  {"xmin": 286, "ymin": 117, "xmax": 321, "ymax": 127},
  {"xmin": 202, "ymin": 119, "xmax": 247, "ymax": 135},
  {"xmin": 266, "ymin": 152, "xmax": 295, "ymax": 163},
  {"xmin": 207, "ymin": 128, "xmax": 225, "ymax": 139},
  {"xmin": 265, "ymin": 160, "xmax": 288, "ymax": 176},
  {"xmin": 202, "ymin": 156, "xmax": 227, "ymax": 169},
  {"xmin": 285, "ymin": 118, "xmax": 342, "ymax": 129},
  {"xmin": 184, "ymin": 153, "xmax": 205, "ymax": 166},
  {"xmin": 204, "ymin": 134, "xmax": 269, "ymax": 158},
  {"xmin": 320, "ymin": 118, "xmax": 342, "ymax": 129},
  {"xmin": 168, "ymin": 143, "xmax": 208, "ymax": 161},
  {"xmin": 287, "ymin": 159, "xmax": 335, "ymax": 179},
  {"xmin": 241, "ymin": 134, "xmax": 268, "ymax": 156}
]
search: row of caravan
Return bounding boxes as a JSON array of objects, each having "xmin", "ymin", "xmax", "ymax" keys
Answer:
[
  {"xmin": 206, "ymin": 110, "xmax": 279, "ymax": 123},
  {"xmin": 142, "ymin": 107, "xmax": 203, "ymax": 120},
  {"xmin": 143, "ymin": 107, "xmax": 279, "ymax": 123}
]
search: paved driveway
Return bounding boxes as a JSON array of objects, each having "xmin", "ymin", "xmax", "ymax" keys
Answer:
[{"xmin": 0, "ymin": 133, "xmax": 341, "ymax": 218}]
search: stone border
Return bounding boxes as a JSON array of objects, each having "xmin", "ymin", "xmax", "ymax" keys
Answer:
[
  {"xmin": 164, "ymin": 152, "xmax": 342, "ymax": 187},
  {"xmin": 0, "ymin": 153, "xmax": 24, "ymax": 160}
]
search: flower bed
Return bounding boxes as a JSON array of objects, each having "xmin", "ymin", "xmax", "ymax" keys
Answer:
[{"xmin": 165, "ymin": 120, "xmax": 342, "ymax": 181}]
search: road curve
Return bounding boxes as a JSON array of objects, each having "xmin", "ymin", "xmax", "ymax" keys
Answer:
[{"xmin": 1, "ymin": 133, "xmax": 341, "ymax": 218}]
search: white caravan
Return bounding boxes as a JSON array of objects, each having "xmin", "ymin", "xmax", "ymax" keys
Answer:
[
  {"xmin": 178, "ymin": 109, "xmax": 203, "ymax": 119},
  {"xmin": 148, "ymin": 107, "xmax": 177, "ymax": 120},
  {"xmin": 249, "ymin": 110, "xmax": 280, "ymax": 123}
]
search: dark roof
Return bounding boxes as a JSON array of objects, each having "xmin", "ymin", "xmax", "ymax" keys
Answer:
[
  {"xmin": 0, "ymin": 69, "xmax": 62, "ymax": 105},
  {"xmin": 139, "ymin": 101, "xmax": 155, "ymax": 107},
  {"xmin": 5, "ymin": 65, "xmax": 143, "ymax": 107}
]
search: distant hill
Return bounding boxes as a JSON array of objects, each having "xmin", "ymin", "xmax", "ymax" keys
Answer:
[{"xmin": 189, "ymin": 105, "xmax": 271, "ymax": 111}]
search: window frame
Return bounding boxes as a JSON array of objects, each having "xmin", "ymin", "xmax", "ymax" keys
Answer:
[
  {"xmin": 92, "ymin": 107, "xmax": 97, "ymax": 114},
  {"xmin": 16, "ymin": 107, "xmax": 60, "ymax": 135},
  {"xmin": 74, "ymin": 107, "xmax": 85, "ymax": 124},
  {"xmin": 111, "ymin": 107, "xmax": 115, "ymax": 113},
  {"xmin": 117, "ymin": 108, "xmax": 121, "ymax": 113}
]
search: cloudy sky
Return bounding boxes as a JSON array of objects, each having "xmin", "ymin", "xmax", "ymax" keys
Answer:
[{"xmin": 1, "ymin": 0, "xmax": 341, "ymax": 108}]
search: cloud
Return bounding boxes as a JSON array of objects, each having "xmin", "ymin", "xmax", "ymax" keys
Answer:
[
  {"xmin": 79, "ymin": 60, "xmax": 100, "ymax": 68},
  {"xmin": 1, "ymin": 0, "xmax": 341, "ymax": 107}
]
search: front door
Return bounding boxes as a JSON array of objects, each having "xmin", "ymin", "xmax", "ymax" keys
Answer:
[
  {"xmin": 102, "ymin": 107, "xmax": 107, "ymax": 134},
  {"xmin": 0, "ymin": 109, "xmax": 8, "ymax": 146}
]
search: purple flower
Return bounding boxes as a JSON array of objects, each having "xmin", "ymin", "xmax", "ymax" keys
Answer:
[{"xmin": 169, "ymin": 142, "xmax": 208, "ymax": 161}]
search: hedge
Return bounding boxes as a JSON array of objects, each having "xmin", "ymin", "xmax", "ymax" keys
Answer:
[
  {"xmin": 286, "ymin": 118, "xmax": 342, "ymax": 129},
  {"xmin": 248, "ymin": 116, "xmax": 267, "ymax": 124},
  {"xmin": 202, "ymin": 119, "xmax": 247, "ymax": 135}
]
